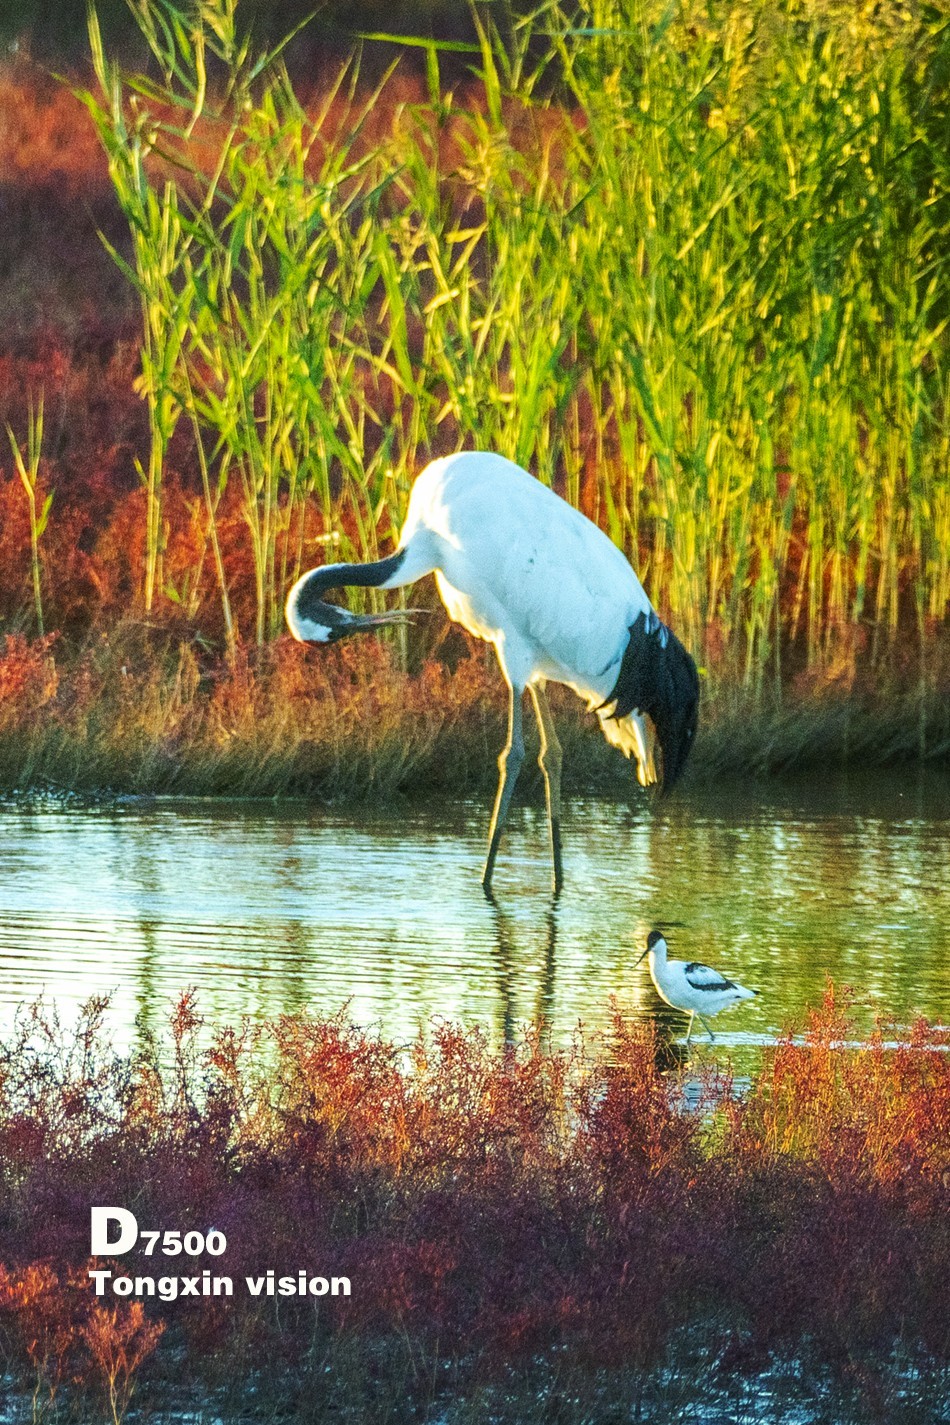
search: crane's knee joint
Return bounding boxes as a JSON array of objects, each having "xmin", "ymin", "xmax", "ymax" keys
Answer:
[
  {"xmin": 538, "ymin": 743, "xmax": 563, "ymax": 776},
  {"xmin": 500, "ymin": 738, "xmax": 525, "ymax": 777}
]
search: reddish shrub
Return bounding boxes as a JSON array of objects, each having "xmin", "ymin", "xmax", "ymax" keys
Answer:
[{"xmin": 0, "ymin": 991, "xmax": 948, "ymax": 1417}]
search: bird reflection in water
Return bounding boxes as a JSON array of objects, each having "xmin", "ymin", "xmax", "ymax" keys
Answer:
[{"xmin": 484, "ymin": 894, "xmax": 559, "ymax": 1050}]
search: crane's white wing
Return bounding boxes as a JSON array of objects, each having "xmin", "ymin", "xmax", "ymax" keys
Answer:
[{"xmin": 404, "ymin": 452, "xmax": 652, "ymax": 694}]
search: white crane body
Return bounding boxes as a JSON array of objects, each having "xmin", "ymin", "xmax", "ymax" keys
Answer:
[
  {"xmin": 383, "ymin": 455, "xmax": 658, "ymax": 769},
  {"xmin": 286, "ymin": 452, "xmax": 700, "ymax": 891}
]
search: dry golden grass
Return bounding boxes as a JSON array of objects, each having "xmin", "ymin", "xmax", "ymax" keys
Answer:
[{"xmin": 1, "ymin": 624, "xmax": 948, "ymax": 799}]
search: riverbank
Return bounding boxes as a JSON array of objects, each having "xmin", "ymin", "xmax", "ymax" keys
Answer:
[
  {"xmin": 1, "ymin": 627, "xmax": 949, "ymax": 801},
  {"xmin": 0, "ymin": 991, "xmax": 947, "ymax": 1423}
]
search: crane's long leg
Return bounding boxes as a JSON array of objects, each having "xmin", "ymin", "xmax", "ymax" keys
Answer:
[
  {"xmin": 528, "ymin": 683, "xmax": 564, "ymax": 895},
  {"xmin": 482, "ymin": 682, "xmax": 526, "ymax": 893}
]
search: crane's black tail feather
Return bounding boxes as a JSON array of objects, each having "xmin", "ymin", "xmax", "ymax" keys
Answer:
[{"xmin": 599, "ymin": 611, "xmax": 700, "ymax": 790}]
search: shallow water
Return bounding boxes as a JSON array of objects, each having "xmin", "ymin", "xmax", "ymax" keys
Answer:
[{"xmin": 1, "ymin": 769, "xmax": 948, "ymax": 1066}]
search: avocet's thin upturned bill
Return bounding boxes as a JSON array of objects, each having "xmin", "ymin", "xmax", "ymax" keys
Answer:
[
  {"xmin": 636, "ymin": 930, "xmax": 757, "ymax": 1046},
  {"xmin": 286, "ymin": 452, "xmax": 700, "ymax": 892}
]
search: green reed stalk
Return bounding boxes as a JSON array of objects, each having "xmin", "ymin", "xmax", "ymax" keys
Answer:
[{"xmin": 6, "ymin": 397, "xmax": 50, "ymax": 637}]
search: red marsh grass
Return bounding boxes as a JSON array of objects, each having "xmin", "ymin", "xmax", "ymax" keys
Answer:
[{"xmin": 0, "ymin": 988, "xmax": 948, "ymax": 1421}]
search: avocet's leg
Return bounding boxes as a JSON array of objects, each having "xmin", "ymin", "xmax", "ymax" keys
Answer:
[
  {"xmin": 685, "ymin": 1011, "xmax": 695, "ymax": 1047},
  {"xmin": 482, "ymin": 681, "xmax": 526, "ymax": 893},
  {"xmin": 529, "ymin": 683, "xmax": 564, "ymax": 895},
  {"xmin": 699, "ymin": 1015, "xmax": 715, "ymax": 1045}
]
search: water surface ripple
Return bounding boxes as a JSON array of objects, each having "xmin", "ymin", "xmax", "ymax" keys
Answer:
[{"xmin": 1, "ymin": 770, "xmax": 948, "ymax": 1065}]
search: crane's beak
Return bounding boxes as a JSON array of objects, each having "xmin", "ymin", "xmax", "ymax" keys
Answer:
[
  {"xmin": 347, "ymin": 608, "xmax": 426, "ymax": 630},
  {"xmin": 327, "ymin": 607, "xmax": 428, "ymax": 640}
]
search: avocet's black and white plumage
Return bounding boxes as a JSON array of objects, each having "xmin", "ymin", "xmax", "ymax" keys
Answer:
[
  {"xmin": 636, "ymin": 929, "xmax": 757, "ymax": 1046},
  {"xmin": 286, "ymin": 452, "xmax": 700, "ymax": 892}
]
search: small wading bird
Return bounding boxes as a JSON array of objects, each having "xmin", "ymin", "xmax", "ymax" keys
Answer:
[
  {"xmin": 637, "ymin": 929, "xmax": 757, "ymax": 1046},
  {"xmin": 286, "ymin": 452, "xmax": 700, "ymax": 892}
]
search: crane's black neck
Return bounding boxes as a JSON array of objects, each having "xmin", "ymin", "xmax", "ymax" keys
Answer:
[{"xmin": 293, "ymin": 548, "xmax": 407, "ymax": 623}]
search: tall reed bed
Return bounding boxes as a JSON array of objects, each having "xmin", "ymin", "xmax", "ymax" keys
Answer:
[{"xmin": 80, "ymin": 0, "xmax": 950, "ymax": 700}]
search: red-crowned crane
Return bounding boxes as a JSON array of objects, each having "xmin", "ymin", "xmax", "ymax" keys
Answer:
[{"xmin": 286, "ymin": 451, "xmax": 700, "ymax": 894}]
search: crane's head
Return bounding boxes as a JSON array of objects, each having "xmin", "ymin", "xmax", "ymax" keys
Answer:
[{"xmin": 598, "ymin": 611, "xmax": 700, "ymax": 792}]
